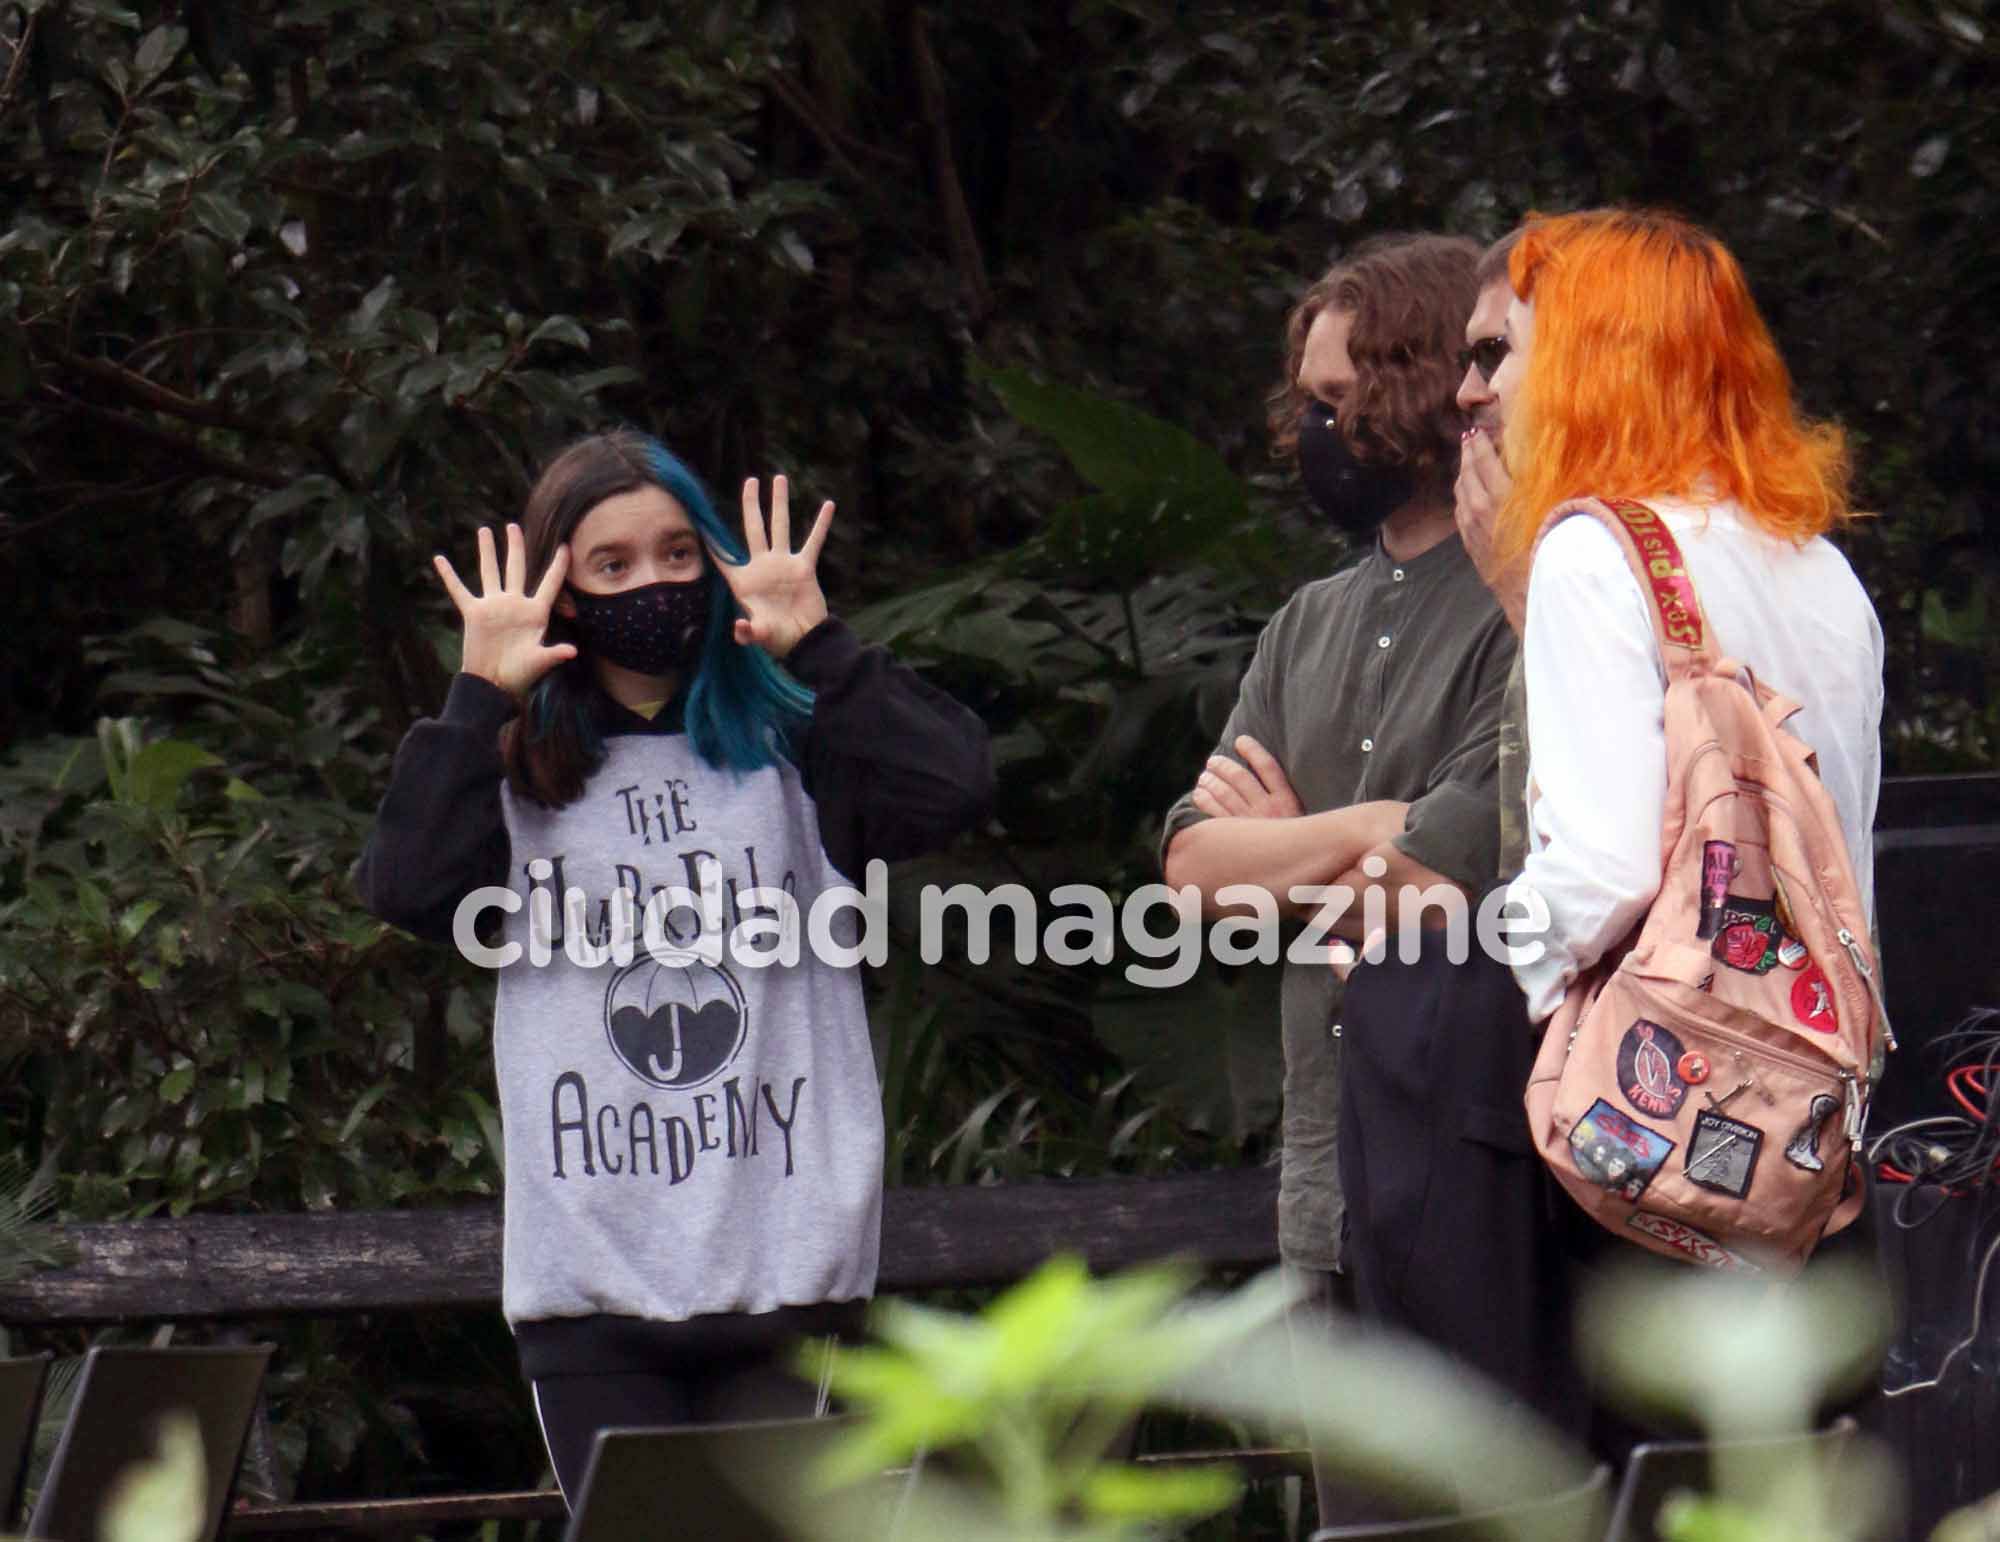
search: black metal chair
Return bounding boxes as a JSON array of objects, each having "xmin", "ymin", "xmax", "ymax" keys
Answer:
[
  {"xmin": 1309, "ymin": 1462, "xmax": 1611, "ymax": 1541},
  {"xmin": 565, "ymin": 1415, "xmax": 867, "ymax": 1542},
  {"xmin": 1603, "ymin": 1416, "xmax": 1858, "ymax": 1542},
  {"xmin": 25, "ymin": 1343, "xmax": 271, "ymax": 1542},
  {"xmin": 1, "ymin": 1354, "xmax": 52, "ymax": 1533}
]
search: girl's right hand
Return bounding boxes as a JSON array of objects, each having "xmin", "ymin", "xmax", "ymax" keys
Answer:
[{"xmin": 433, "ymin": 523, "xmax": 577, "ymax": 698}]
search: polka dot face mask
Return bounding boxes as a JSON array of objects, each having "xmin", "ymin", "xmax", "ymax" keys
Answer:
[{"xmin": 564, "ymin": 578, "xmax": 711, "ymax": 677}]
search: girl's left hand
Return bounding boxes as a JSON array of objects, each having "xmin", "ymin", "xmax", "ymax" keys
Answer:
[{"xmin": 718, "ymin": 474, "xmax": 832, "ymax": 660}]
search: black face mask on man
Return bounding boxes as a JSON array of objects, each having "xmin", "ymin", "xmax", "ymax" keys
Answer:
[
  {"xmin": 564, "ymin": 578, "xmax": 711, "ymax": 677},
  {"xmin": 1297, "ymin": 400, "xmax": 1415, "ymax": 535}
]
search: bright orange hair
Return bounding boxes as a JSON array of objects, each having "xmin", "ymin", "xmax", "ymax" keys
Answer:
[{"xmin": 1494, "ymin": 209, "xmax": 1854, "ymax": 571}]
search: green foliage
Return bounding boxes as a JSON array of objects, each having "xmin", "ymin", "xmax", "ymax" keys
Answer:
[
  {"xmin": 791, "ymin": 1257, "xmax": 1291, "ymax": 1539},
  {"xmin": 0, "ymin": 1153, "xmax": 65, "ymax": 1283},
  {"xmin": 98, "ymin": 1412, "xmax": 206, "ymax": 1542},
  {"xmin": 0, "ymin": 1409, "xmax": 208, "ymax": 1542},
  {"xmin": 0, "ymin": 629, "xmax": 499, "ymax": 1220},
  {"xmin": 1582, "ymin": 1261, "xmax": 1905, "ymax": 1542},
  {"xmin": 3, "ymin": 0, "xmax": 1996, "ymax": 1512},
  {"xmin": 1933, "ymin": 1490, "xmax": 2000, "ymax": 1542}
]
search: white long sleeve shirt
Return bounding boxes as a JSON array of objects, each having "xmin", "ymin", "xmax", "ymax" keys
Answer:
[{"xmin": 1506, "ymin": 498, "xmax": 1884, "ymax": 1022}]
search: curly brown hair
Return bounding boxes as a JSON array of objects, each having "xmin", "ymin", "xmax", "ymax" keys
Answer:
[{"xmin": 1267, "ymin": 233, "xmax": 1480, "ymax": 496}]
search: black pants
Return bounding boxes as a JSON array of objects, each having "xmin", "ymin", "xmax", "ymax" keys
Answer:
[
  {"xmin": 1336, "ymin": 919, "xmax": 1590, "ymax": 1438},
  {"xmin": 523, "ymin": 1305, "xmax": 859, "ymax": 1507}
]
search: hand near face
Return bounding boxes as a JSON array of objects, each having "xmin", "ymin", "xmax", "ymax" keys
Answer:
[
  {"xmin": 1455, "ymin": 427, "xmax": 1527, "ymax": 635},
  {"xmin": 1192, "ymin": 735, "xmax": 1305, "ymax": 819},
  {"xmin": 433, "ymin": 523, "xmax": 578, "ymax": 697},
  {"xmin": 720, "ymin": 475, "xmax": 833, "ymax": 660}
]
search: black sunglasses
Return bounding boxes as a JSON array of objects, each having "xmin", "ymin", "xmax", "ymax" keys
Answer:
[{"xmin": 1457, "ymin": 336, "xmax": 1510, "ymax": 383}]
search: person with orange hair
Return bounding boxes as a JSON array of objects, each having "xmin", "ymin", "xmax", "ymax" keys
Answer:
[{"xmin": 1483, "ymin": 209, "xmax": 1883, "ymax": 1031}]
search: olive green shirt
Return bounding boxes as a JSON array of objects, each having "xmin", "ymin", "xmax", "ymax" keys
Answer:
[{"xmin": 1160, "ymin": 531, "xmax": 1515, "ymax": 1269}]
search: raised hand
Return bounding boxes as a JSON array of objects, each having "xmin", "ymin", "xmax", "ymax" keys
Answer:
[
  {"xmin": 433, "ymin": 523, "xmax": 577, "ymax": 697},
  {"xmin": 718, "ymin": 474, "xmax": 832, "ymax": 660},
  {"xmin": 1192, "ymin": 735, "xmax": 1305, "ymax": 820},
  {"xmin": 1455, "ymin": 427, "xmax": 1526, "ymax": 634}
]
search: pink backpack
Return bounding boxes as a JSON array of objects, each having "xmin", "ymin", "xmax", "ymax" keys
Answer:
[{"xmin": 1522, "ymin": 498, "xmax": 1893, "ymax": 1276}]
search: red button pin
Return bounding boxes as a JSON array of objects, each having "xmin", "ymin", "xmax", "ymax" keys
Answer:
[
  {"xmin": 1677, "ymin": 1051, "xmax": 1711, "ymax": 1084},
  {"xmin": 1792, "ymin": 965, "xmax": 1837, "ymax": 1032}
]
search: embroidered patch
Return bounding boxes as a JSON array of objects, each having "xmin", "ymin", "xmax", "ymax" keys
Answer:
[
  {"xmin": 1783, "ymin": 1093, "xmax": 1841, "ymax": 1172},
  {"xmin": 1605, "ymin": 500, "xmax": 1706, "ymax": 651},
  {"xmin": 1791, "ymin": 965, "xmax": 1838, "ymax": 1032},
  {"xmin": 1686, "ymin": 1108, "xmax": 1763, "ymax": 1198},
  {"xmin": 1569, "ymin": 1099, "xmax": 1675, "ymax": 1202},
  {"xmin": 1618, "ymin": 1019, "xmax": 1690, "ymax": 1118},
  {"xmin": 1676, "ymin": 1050, "xmax": 1711, "ymax": 1085},
  {"xmin": 1712, "ymin": 896, "xmax": 1784, "ymax": 975},
  {"xmin": 1698, "ymin": 840, "xmax": 1740, "ymax": 940},
  {"xmin": 1627, "ymin": 1211, "xmax": 1762, "ymax": 1272}
]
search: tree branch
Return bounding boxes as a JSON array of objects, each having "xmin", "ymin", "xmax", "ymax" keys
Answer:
[
  {"xmin": 38, "ymin": 341, "xmax": 275, "ymax": 437},
  {"xmin": 906, "ymin": 7, "xmax": 991, "ymax": 325},
  {"xmin": 0, "ymin": 12, "xmax": 37, "ymax": 122},
  {"xmin": 40, "ymin": 388, "xmax": 289, "ymax": 489}
]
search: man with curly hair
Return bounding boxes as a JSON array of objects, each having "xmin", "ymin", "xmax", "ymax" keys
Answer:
[{"xmin": 1161, "ymin": 233, "xmax": 1517, "ymax": 1518}]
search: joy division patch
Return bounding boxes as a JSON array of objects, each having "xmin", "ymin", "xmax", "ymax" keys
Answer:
[
  {"xmin": 1627, "ymin": 1211, "xmax": 1762, "ymax": 1273},
  {"xmin": 1569, "ymin": 1099, "xmax": 1675, "ymax": 1202},
  {"xmin": 1618, "ymin": 1018, "xmax": 1690, "ymax": 1118},
  {"xmin": 1686, "ymin": 1108, "xmax": 1763, "ymax": 1198},
  {"xmin": 1711, "ymin": 896, "xmax": 1785, "ymax": 975}
]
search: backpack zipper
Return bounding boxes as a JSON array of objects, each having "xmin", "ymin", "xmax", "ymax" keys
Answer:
[
  {"xmin": 1695, "ymin": 758, "xmax": 1896, "ymax": 1065},
  {"xmin": 1631, "ymin": 966, "xmax": 1868, "ymax": 1153},
  {"xmin": 1835, "ymin": 927, "xmax": 1898, "ymax": 1053}
]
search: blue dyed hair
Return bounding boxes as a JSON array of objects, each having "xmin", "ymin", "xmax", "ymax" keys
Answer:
[{"xmin": 500, "ymin": 431, "xmax": 815, "ymax": 806}]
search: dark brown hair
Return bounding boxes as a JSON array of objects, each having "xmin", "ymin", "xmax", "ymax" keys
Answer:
[
  {"xmin": 1475, "ymin": 227, "xmax": 1523, "ymax": 290},
  {"xmin": 500, "ymin": 433, "xmax": 659, "ymax": 807},
  {"xmin": 1267, "ymin": 233, "xmax": 1481, "ymax": 496}
]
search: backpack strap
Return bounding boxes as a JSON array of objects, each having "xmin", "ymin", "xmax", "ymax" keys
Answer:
[{"xmin": 1534, "ymin": 497, "xmax": 1717, "ymax": 684}]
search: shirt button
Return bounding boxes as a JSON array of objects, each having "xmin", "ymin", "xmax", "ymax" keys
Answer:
[
  {"xmin": 1361, "ymin": 738, "xmax": 1374, "ymax": 753},
  {"xmin": 1392, "ymin": 567, "xmax": 1405, "ymax": 582},
  {"xmin": 1377, "ymin": 634, "xmax": 1391, "ymax": 649}
]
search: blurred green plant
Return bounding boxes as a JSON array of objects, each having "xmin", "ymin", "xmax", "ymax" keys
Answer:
[
  {"xmin": 97, "ymin": 1411, "xmax": 206, "ymax": 1542},
  {"xmin": 776, "ymin": 1254, "xmax": 1596, "ymax": 1539},
  {"xmin": 766, "ymin": 1252, "xmax": 2000, "ymax": 1541},
  {"xmin": 0, "ymin": 1410, "xmax": 208, "ymax": 1542},
  {"xmin": 1579, "ymin": 1260, "xmax": 1902, "ymax": 1542},
  {"xmin": 791, "ymin": 1257, "xmax": 1292, "ymax": 1539}
]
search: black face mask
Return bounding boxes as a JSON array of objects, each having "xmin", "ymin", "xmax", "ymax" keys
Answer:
[
  {"xmin": 1297, "ymin": 400, "xmax": 1416, "ymax": 535},
  {"xmin": 564, "ymin": 578, "xmax": 711, "ymax": 677}
]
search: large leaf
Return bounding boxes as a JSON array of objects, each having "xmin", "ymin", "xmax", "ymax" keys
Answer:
[
  {"xmin": 976, "ymin": 363, "xmax": 1260, "ymax": 584},
  {"xmin": 1091, "ymin": 962, "xmax": 1282, "ymax": 1144},
  {"xmin": 123, "ymin": 739, "xmax": 222, "ymax": 811}
]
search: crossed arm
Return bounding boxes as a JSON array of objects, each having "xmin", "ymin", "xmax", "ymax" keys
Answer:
[{"xmin": 1162, "ymin": 735, "xmax": 1466, "ymax": 941}]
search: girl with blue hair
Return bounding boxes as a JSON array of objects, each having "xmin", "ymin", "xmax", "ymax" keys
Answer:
[{"xmin": 357, "ymin": 429, "xmax": 992, "ymax": 1506}]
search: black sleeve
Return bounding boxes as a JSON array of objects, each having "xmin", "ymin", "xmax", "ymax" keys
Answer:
[
  {"xmin": 353, "ymin": 673, "xmax": 517, "ymax": 944},
  {"xmin": 786, "ymin": 617, "xmax": 994, "ymax": 880}
]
